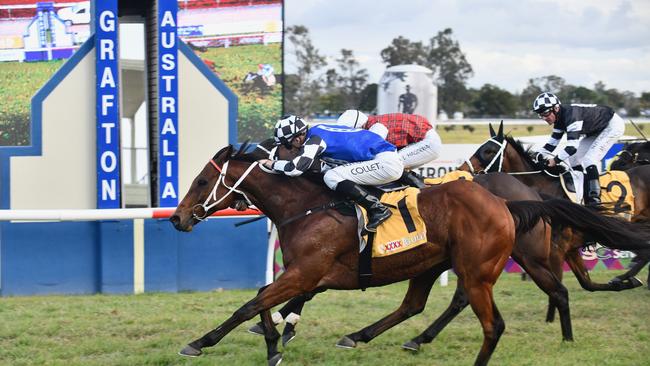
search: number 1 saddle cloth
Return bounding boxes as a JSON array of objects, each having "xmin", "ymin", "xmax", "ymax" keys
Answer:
[{"xmin": 356, "ymin": 187, "xmax": 428, "ymax": 258}]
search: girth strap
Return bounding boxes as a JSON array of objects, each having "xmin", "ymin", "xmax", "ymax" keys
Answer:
[{"xmin": 277, "ymin": 200, "xmax": 350, "ymax": 228}]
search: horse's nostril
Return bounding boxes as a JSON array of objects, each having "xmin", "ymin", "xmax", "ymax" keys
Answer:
[{"xmin": 170, "ymin": 215, "xmax": 180, "ymax": 226}]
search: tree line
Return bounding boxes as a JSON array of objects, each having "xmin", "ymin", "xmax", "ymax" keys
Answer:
[{"xmin": 284, "ymin": 25, "xmax": 650, "ymax": 119}]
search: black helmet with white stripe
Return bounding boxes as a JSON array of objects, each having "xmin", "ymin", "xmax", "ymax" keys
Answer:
[
  {"xmin": 274, "ymin": 115, "xmax": 308, "ymax": 146},
  {"xmin": 532, "ymin": 92, "xmax": 561, "ymax": 114}
]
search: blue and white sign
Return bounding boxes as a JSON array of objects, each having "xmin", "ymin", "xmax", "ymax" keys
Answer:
[
  {"xmin": 158, "ymin": 0, "xmax": 179, "ymax": 207},
  {"xmin": 95, "ymin": 1, "xmax": 121, "ymax": 209}
]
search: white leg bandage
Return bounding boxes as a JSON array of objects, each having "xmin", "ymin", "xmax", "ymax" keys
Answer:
[
  {"xmin": 285, "ymin": 312, "xmax": 301, "ymax": 325},
  {"xmin": 271, "ymin": 311, "xmax": 284, "ymax": 325}
]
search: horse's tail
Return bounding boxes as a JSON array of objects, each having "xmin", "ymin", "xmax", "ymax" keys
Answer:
[{"xmin": 506, "ymin": 199, "xmax": 650, "ymax": 251}]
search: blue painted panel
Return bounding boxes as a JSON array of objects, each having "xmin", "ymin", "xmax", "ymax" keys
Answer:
[
  {"xmin": 1, "ymin": 221, "xmax": 100, "ymax": 296},
  {"xmin": 177, "ymin": 218, "xmax": 267, "ymax": 291},
  {"xmin": 98, "ymin": 220, "xmax": 134, "ymax": 294},
  {"xmin": 145, "ymin": 218, "xmax": 267, "ymax": 292},
  {"xmin": 144, "ymin": 219, "xmax": 180, "ymax": 292}
]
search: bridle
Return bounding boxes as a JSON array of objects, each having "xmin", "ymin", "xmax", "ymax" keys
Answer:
[
  {"xmin": 463, "ymin": 138, "xmax": 506, "ymax": 174},
  {"xmin": 192, "ymin": 158, "xmax": 259, "ymax": 221}
]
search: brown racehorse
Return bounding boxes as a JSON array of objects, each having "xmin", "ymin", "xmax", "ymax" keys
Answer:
[
  {"xmin": 170, "ymin": 143, "xmax": 650, "ymax": 366},
  {"xmin": 459, "ymin": 123, "xmax": 650, "ymax": 319},
  {"xmin": 246, "ymin": 140, "xmax": 573, "ymax": 346}
]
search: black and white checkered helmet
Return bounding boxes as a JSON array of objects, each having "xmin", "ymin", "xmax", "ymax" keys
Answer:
[
  {"xmin": 274, "ymin": 115, "xmax": 308, "ymax": 145},
  {"xmin": 532, "ymin": 92, "xmax": 561, "ymax": 113}
]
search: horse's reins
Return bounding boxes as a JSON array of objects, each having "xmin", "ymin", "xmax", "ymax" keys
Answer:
[{"xmin": 192, "ymin": 159, "xmax": 259, "ymax": 221}]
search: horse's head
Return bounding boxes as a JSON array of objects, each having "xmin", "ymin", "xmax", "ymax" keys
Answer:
[
  {"xmin": 170, "ymin": 143, "xmax": 259, "ymax": 232},
  {"xmin": 459, "ymin": 121, "xmax": 507, "ymax": 173},
  {"xmin": 610, "ymin": 141, "xmax": 650, "ymax": 171}
]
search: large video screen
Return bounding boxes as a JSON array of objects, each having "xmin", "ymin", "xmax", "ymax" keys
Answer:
[
  {"xmin": 0, "ymin": 0, "xmax": 90, "ymax": 146},
  {"xmin": 178, "ymin": 0, "xmax": 283, "ymax": 142}
]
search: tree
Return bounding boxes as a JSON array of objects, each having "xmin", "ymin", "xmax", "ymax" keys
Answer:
[
  {"xmin": 358, "ymin": 83, "xmax": 378, "ymax": 112},
  {"xmin": 380, "ymin": 36, "xmax": 427, "ymax": 66},
  {"xmin": 284, "ymin": 25, "xmax": 327, "ymax": 116},
  {"xmin": 470, "ymin": 84, "xmax": 518, "ymax": 117},
  {"xmin": 335, "ymin": 49, "xmax": 369, "ymax": 109},
  {"xmin": 425, "ymin": 28, "xmax": 474, "ymax": 114}
]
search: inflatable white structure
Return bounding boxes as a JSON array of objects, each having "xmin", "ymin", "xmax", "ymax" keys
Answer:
[{"xmin": 377, "ymin": 64, "xmax": 437, "ymax": 122}]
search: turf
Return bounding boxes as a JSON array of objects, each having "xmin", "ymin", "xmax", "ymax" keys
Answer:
[{"xmin": 0, "ymin": 269, "xmax": 648, "ymax": 365}]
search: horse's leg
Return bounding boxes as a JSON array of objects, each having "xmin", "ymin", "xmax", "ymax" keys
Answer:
[
  {"xmin": 546, "ymin": 233, "xmax": 570, "ymax": 323},
  {"xmin": 280, "ymin": 291, "xmax": 318, "ymax": 346},
  {"xmin": 336, "ymin": 262, "xmax": 447, "ymax": 349},
  {"xmin": 179, "ymin": 269, "xmax": 309, "ymax": 362},
  {"xmin": 514, "ymin": 254, "xmax": 573, "ymax": 341},
  {"xmin": 609, "ymin": 252, "xmax": 648, "ymax": 288},
  {"xmin": 462, "ymin": 278, "xmax": 505, "ymax": 366},
  {"xmin": 402, "ymin": 281, "xmax": 469, "ymax": 351},
  {"xmin": 250, "ymin": 291, "xmax": 320, "ymax": 346},
  {"xmin": 565, "ymin": 249, "xmax": 639, "ymax": 291}
]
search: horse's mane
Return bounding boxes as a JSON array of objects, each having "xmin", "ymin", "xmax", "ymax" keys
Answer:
[
  {"xmin": 504, "ymin": 135, "xmax": 539, "ymax": 167},
  {"xmin": 504, "ymin": 135, "xmax": 566, "ymax": 175}
]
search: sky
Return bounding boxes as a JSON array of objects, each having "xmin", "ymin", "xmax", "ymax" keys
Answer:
[{"xmin": 284, "ymin": 0, "xmax": 650, "ymax": 96}]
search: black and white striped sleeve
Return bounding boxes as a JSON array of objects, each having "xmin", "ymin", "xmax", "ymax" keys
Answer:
[
  {"xmin": 556, "ymin": 120, "xmax": 582, "ymax": 161},
  {"xmin": 541, "ymin": 129, "xmax": 564, "ymax": 153},
  {"xmin": 270, "ymin": 136, "xmax": 327, "ymax": 176}
]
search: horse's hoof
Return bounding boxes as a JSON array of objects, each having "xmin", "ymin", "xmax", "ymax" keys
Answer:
[
  {"xmin": 402, "ymin": 340, "xmax": 420, "ymax": 352},
  {"xmin": 282, "ymin": 330, "xmax": 296, "ymax": 346},
  {"xmin": 628, "ymin": 277, "xmax": 643, "ymax": 288},
  {"xmin": 248, "ymin": 323, "xmax": 265, "ymax": 336},
  {"xmin": 268, "ymin": 353, "xmax": 283, "ymax": 366},
  {"xmin": 179, "ymin": 344, "xmax": 202, "ymax": 357},
  {"xmin": 336, "ymin": 336, "xmax": 356, "ymax": 349}
]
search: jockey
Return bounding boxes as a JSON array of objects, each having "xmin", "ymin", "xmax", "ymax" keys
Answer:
[
  {"xmin": 258, "ymin": 115, "xmax": 404, "ymax": 232},
  {"xmin": 533, "ymin": 92, "xmax": 625, "ymax": 204},
  {"xmin": 337, "ymin": 110, "xmax": 442, "ymax": 188}
]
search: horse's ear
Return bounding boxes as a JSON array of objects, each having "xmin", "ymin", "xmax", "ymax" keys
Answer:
[
  {"xmin": 489, "ymin": 123, "xmax": 496, "ymax": 138},
  {"xmin": 497, "ymin": 120, "xmax": 504, "ymax": 141}
]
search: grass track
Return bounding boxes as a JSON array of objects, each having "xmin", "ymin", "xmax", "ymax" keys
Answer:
[{"xmin": 1, "ymin": 269, "xmax": 649, "ymax": 365}]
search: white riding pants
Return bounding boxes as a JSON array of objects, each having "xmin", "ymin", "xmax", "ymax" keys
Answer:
[
  {"xmin": 567, "ymin": 113, "xmax": 625, "ymax": 170},
  {"xmin": 399, "ymin": 129, "xmax": 442, "ymax": 169},
  {"xmin": 323, "ymin": 151, "xmax": 404, "ymax": 189}
]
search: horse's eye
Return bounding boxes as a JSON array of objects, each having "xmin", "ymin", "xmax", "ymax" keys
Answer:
[{"xmin": 197, "ymin": 179, "xmax": 208, "ymax": 187}]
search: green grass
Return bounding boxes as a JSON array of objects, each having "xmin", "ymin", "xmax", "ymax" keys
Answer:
[
  {"xmin": 0, "ymin": 269, "xmax": 648, "ymax": 365},
  {"xmin": 437, "ymin": 123, "xmax": 650, "ymax": 144},
  {"xmin": 0, "ymin": 60, "xmax": 63, "ymax": 146}
]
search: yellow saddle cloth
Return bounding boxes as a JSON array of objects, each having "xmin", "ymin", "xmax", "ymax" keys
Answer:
[
  {"xmin": 424, "ymin": 170, "xmax": 473, "ymax": 185},
  {"xmin": 598, "ymin": 171, "xmax": 635, "ymax": 219},
  {"xmin": 357, "ymin": 187, "xmax": 428, "ymax": 258}
]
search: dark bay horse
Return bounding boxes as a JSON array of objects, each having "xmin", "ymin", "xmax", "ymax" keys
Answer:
[
  {"xmin": 460, "ymin": 124, "xmax": 650, "ymax": 316},
  {"xmin": 170, "ymin": 144, "xmax": 650, "ymax": 366}
]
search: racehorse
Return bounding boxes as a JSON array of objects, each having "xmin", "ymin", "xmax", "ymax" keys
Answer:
[
  {"xmin": 607, "ymin": 140, "xmax": 650, "ymax": 287},
  {"xmin": 245, "ymin": 141, "xmax": 573, "ymax": 346},
  {"xmin": 170, "ymin": 143, "xmax": 650, "ymax": 366},
  {"xmin": 460, "ymin": 124, "xmax": 650, "ymax": 316}
]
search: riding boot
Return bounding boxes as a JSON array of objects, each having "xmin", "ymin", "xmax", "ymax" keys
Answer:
[
  {"xmin": 399, "ymin": 170, "xmax": 427, "ymax": 189},
  {"xmin": 585, "ymin": 165, "xmax": 601, "ymax": 205},
  {"xmin": 336, "ymin": 180, "xmax": 392, "ymax": 232}
]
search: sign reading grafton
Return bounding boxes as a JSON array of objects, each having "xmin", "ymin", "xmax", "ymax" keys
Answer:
[{"xmin": 95, "ymin": 1, "xmax": 121, "ymax": 208}]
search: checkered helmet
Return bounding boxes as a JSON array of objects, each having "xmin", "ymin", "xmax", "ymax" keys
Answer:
[
  {"xmin": 532, "ymin": 92, "xmax": 561, "ymax": 113},
  {"xmin": 274, "ymin": 115, "xmax": 307, "ymax": 145}
]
